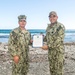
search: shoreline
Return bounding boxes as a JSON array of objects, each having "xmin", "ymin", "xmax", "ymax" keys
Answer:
[{"xmin": 64, "ymin": 42, "xmax": 75, "ymax": 45}]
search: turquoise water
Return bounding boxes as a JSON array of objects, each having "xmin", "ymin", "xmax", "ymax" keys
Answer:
[{"xmin": 0, "ymin": 29, "xmax": 75, "ymax": 43}]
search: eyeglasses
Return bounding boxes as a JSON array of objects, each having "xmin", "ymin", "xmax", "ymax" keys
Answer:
[{"xmin": 49, "ymin": 15, "xmax": 56, "ymax": 18}]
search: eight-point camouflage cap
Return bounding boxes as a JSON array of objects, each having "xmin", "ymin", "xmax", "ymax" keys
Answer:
[
  {"xmin": 49, "ymin": 11, "xmax": 57, "ymax": 17},
  {"xmin": 18, "ymin": 15, "xmax": 27, "ymax": 21}
]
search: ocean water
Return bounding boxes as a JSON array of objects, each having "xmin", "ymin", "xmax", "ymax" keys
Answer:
[{"xmin": 0, "ymin": 29, "xmax": 75, "ymax": 43}]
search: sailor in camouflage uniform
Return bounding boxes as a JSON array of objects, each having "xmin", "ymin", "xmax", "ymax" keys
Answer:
[
  {"xmin": 8, "ymin": 15, "xmax": 31, "ymax": 75},
  {"xmin": 42, "ymin": 11, "xmax": 65, "ymax": 75}
]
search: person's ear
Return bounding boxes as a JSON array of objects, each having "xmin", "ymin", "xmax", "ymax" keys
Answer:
[{"xmin": 57, "ymin": 16, "xmax": 58, "ymax": 19}]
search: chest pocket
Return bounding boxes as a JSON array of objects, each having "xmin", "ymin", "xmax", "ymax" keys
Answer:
[
  {"xmin": 47, "ymin": 28, "xmax": 57, "ymax": 35},
  {"xmin": 12, "ymin": 31, "xmax": 18, "ymax": 43}
]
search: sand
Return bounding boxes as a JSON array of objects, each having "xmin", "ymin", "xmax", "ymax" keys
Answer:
[{"xmin": 0, "ymin": 42, "xmax": 75, "ymax": 75}]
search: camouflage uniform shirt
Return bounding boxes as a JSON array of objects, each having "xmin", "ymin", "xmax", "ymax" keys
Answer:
[
  {"xmin": 46, "ymin": 22, "xmax": 65, "ymax": 75},
  {"xmin": 8, "ymin": 27, "xmax": 31, "ymax": 75}
]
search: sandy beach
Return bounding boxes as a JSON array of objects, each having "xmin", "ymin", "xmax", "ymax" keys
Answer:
[{"xmin": 0, "ymin": 42, "xmax": 75, "ymax": 75}]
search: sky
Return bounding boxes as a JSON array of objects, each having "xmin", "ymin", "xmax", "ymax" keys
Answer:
[{"xmin": 0, "ymin": 0, "xmax": 75, "ymax": 29}]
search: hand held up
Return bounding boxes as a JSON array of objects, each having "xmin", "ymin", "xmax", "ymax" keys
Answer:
[{"xmin": 41, "ymin": 45, "xmax": 48, "ymax": 50}]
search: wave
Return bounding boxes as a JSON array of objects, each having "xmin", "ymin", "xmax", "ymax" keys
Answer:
[{"xmin": 0, "ymin": 33, "xmax": 9, "ymax": 38}]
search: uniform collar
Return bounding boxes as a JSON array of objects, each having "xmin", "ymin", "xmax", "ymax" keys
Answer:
[
  {"xmin": 50, "ymin": 21, "xmax": 58, "ymax": 27},
  {"xmin": 18, "ymin": 27, "xmax": 28, "ymax": 34}
]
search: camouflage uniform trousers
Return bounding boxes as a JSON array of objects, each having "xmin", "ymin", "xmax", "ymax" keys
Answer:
[
  {"xmin": 12, "ymin": 54, "xmax": 29, "ymax": 75},
  {"xmin": 48, "ymin": 47, "xmax": 64, "ymax": 75}
]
